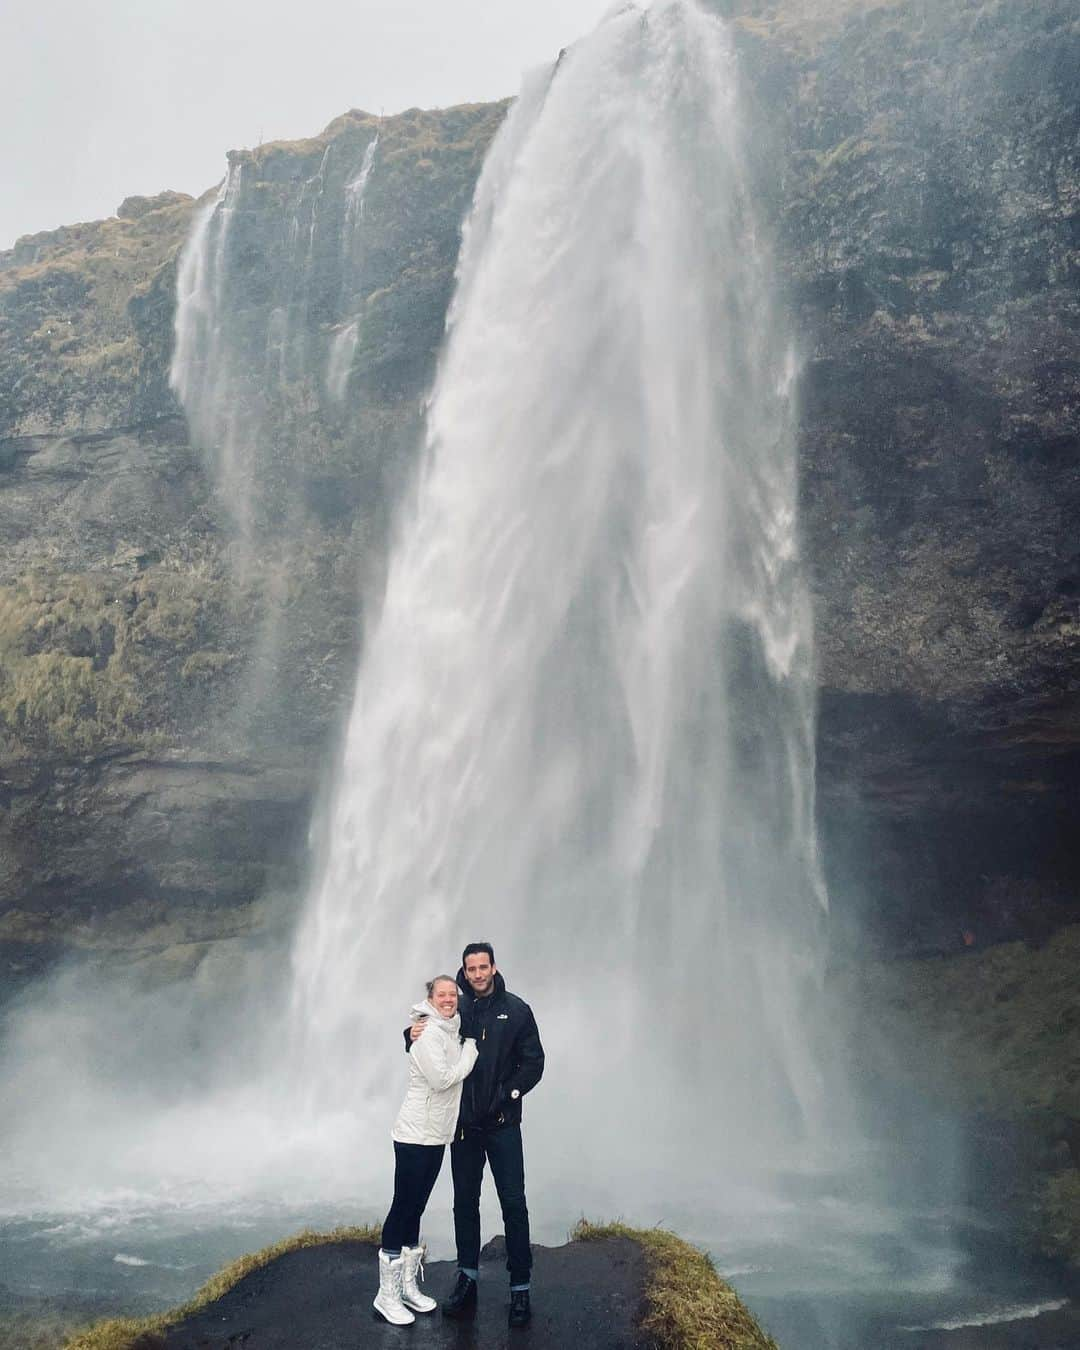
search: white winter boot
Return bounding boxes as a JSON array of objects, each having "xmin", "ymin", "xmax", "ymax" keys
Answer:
[
  {"xmin": 372, "ymin": 1249, "xmax": 415, "ymax": 1325},
  {"xmin": 400, "ymin": 1244, "xmax": 437, "ymax": 1313}
]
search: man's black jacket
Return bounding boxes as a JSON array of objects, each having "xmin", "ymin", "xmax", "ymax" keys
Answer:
[{"xmin": 405, "ymin": 969, "xmax": 544, "ymax": 1133}]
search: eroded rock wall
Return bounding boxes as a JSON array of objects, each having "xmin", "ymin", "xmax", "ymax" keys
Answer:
[{"xmin": 732, "ymin": 0, "xmax": 1080, "ymax": 951}]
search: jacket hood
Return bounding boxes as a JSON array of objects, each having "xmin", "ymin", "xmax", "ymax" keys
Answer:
[
  {"xmin": 411, "ymin": 998, "xmax": 461, "ymax": 1033},
  {"xmin": 456, "ymin": 967, "xmax": 507, "ymax": 1002}
]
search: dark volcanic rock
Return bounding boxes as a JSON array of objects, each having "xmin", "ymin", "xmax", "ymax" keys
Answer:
[
  {"xmin": 159, "ymin": 1237, "xmax": 647, "ymax": 1350},
  {"xmin": 729, "ymin": 0, "xmax": 1080, "ymax": 951}
]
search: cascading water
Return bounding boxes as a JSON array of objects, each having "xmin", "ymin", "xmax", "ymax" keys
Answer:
[
  {"xmin": 170, "ymin": 130, "xmax": 380, "ymax": 537},
  {"xmin": 327, "ymin": 135, "xmax": 379, "ymax": 402},
  {"xmin": 290, "ymin": 0, "xmax": 832, "ymax": 1202},
  {"xmin": 168, "ymin": 127, "xmax": 381, "ymax": 734}
]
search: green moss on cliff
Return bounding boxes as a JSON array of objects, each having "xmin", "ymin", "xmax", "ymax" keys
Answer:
[
  {"xmin": 0, "ymin": 195, "xmax": 197, "ymax": 436},
  {"xmin": 0, "ymin": 567, "xmax": 231, "ymax": 757},
  {"xmin": 844, "ymin": 927, "xmax": 1080, "ymax": 1264},
  {"xmin": 0, "ymin": 575, "xmax": 138, "ymax": 752},
  {"xmin": 849, "ymin": 927, "xmax": 1080, "ymax": 1121},
  {"xmin": 1039, "ymin": 1170, "xmax": 1080, "ymax": 1267},
  {"xmin": 574, "ymin": 1221, "xmax": 777, "ymax": 1350}
]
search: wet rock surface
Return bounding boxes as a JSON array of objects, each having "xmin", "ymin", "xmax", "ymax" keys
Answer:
[
  {"xmin": 726, "ymin": 0, "xmax": 1080, "ymax": 952},
  {"xmin": 159, "ymin": 1237, "xmax": 646, "ymax": 1350}
]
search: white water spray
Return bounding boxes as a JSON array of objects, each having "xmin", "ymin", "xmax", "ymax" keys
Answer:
[
  {"xmin": 170, "ymin": 162, "xmax": 251, "ymax": 536},
  {"xmin": 326, "ymin": 134, "xmax": 380, "ymax": 402},
  {"xmin": 291, "ymin": 0, "xmax": 830, "ymax": 1199},
  {"xmin": 0, "ymin": 0, "xmax": 836, "ymax": 1225},
  {"xmin": 167, "ymin": 129, "xmax": 381, "ymax": 734},
  {"xmin": 169, "ymin": 130, "xmax": 380, "ymax": 540}
]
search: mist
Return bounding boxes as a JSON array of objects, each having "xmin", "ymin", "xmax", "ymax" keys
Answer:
[{"xmin": 3, "ymin": 0, "xmax": 1079, "ymax": 1346}]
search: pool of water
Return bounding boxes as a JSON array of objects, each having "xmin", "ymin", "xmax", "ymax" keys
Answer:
[{"xmin": 1, "ymin": 1181, "xmax": 1074, "ymax": 1348}]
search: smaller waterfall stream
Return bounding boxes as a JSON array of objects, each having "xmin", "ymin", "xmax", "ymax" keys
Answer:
[
  {"xmin": 170, "ymin": 131, "xmax": 380, "ymax": 545},
  {"xmin": 327, "ymin": 135, "xmax": 379, "ymax": 402},
  {"xmin": 168, "ymin": 126, "xmax": 382, "ymax": 736}
]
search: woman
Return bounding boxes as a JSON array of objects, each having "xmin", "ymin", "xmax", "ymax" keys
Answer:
[{"xmin": 373, "ymin": 974, "xmax": 478, "ymax": 1325}]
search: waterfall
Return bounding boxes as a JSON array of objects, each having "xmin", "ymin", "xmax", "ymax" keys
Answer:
[
  {"xmin": 170, "ymin": 161, "xmax": 250, "ymax": 536},
  {"xmin": 170, "ymin": 131, "xmax": 380, "ymax": 544},
  {"xmin": 289, "ymin": 0, "xmax": 831, "ymax": 1197},
  {"xmin": 167, "ymin": 127, "xmax": 381, "ymax": 738},
  {"xmin": 326, "ymin": 134, "xmax": 380, "ymax": 403}
]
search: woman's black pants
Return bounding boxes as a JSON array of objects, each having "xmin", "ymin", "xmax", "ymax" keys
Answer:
[{"xmin": 380, "ymin": 1141, "xmax": 446, "ymax": 1251}]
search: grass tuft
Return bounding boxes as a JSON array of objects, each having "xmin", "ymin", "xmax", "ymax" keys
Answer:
[
  {"xmin": 63, "ymin": 1226, "xmax": 380, "ymax": 1350},
  {"xmin": 573, "ymin": 1219, "xmax": 777, "ymax": 1350}
]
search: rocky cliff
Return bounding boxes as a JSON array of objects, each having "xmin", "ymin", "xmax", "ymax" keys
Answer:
[
  {"xmin": 0, "ymin": 104, "xmax": 504, "ymax": 988},
  {"xmin": 725, "ymin": 0, "xmax": 1080, "ymax": 955}
]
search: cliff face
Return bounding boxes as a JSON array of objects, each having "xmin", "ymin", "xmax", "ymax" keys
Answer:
[
  {"xmin": 732, "ymin": 0, "xmax": 1080, "ymax": 952},
  {"xmin": 0, "ymin": 105, "xmax": 504, "ymax": 988},
  {"xmin": 0, "ymin": 1, "xmax": 1077, "ymax": 983}
]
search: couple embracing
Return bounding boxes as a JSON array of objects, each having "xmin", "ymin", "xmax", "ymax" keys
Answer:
[{"xmin": 374, "ymin": 942, "xmax": 545, "ymax": 1329}]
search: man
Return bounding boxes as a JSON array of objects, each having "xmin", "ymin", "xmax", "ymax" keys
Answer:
[{"xmin": 408, "ymin": 941, "xmax": 544, "ymax": 1328}]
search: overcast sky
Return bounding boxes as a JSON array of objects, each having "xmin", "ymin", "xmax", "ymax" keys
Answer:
[{"xmin": 4, "ymin": 0, "xmax": 614, "ymax": 249}]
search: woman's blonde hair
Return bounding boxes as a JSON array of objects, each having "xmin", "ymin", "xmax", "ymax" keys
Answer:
[{"xmin": 426, "ymin": 974, "xmax": 458, "ymax": 998}]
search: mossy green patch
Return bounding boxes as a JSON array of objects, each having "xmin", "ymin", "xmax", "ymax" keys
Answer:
[
  {"xmin": 0, "ymin": 566, "xmax": 230, "ymax": 757},
  {"xmin": 841, "ymin": 926, "xmax": 1080, "ymax": 1264},
  {"xmin": 845, "ymin": 926, "xmax": 1080, "ymax": 1123},
  {"xmin": 0, "ymin": 574, "xmax": 139, "ymax": 753},
  {"xmin": 1039, "ymin": 1170, "xmax": 1080, "ymax": 1267},
  {"xmin": 0, "ymin": 196, "xmax": 197, "ymax": 436},
  {"xmin": 63, "ymin": 1226, "xmax": 381, "ymax": 1350},
  {"xmin": 573, "ymin": 1220, "xmax": 777, "ymax": 1350},
  {"xmin": 179, "ymin": 649, "xmax": 237, "ymax": 682}
]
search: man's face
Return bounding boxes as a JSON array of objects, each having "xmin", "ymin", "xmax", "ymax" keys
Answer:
[{"xmin": 463, "ymin": 952, "xmax": 496, "ymax": 997}]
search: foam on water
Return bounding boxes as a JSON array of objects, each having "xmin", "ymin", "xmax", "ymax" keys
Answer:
[{"xmin": 902, "ymin": 1298, "xmax": 1071, "ymax": 1332}]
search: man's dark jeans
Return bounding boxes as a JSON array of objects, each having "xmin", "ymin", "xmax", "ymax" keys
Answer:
[{"xmin": 451, "ymin": 1123, "xmax": 531, "ymax": 1285}]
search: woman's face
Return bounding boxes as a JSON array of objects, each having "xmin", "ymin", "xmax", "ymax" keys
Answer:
[{"xmin": 431, "ymin": 981, "xmax": 458, "ymax": 1017}]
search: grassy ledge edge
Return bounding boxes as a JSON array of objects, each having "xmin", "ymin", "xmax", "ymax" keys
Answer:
[
  {"xmin": 64, "ymin": 1219, "xmax": 776, "ymax": 1350},
  {"xmin": 573, "ymin": 1220, "xmax": 777, "ymax": 1350},
  {"xmin": 62, "ymin": 1225, "xmax": 382, "ymax": 1350}
]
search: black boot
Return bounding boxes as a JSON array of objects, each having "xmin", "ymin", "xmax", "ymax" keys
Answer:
[
  {"xmin": 442, "ymin": 1271, "xmax": 478, "ymax": 1319},
  {"xmin": 508, "ymin": 1288, "xmax": 531, "ymax": 1327}
]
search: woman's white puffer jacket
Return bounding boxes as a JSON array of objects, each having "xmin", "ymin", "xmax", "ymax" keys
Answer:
[{"xmin": 392, "ymin": 1000, "xmax": 479, "ymax": 1146}]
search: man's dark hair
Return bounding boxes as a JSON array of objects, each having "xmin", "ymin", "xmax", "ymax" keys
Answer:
[{"xmin": 462, "ymin": 941, "xmax": 495, "ymax": 966}]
